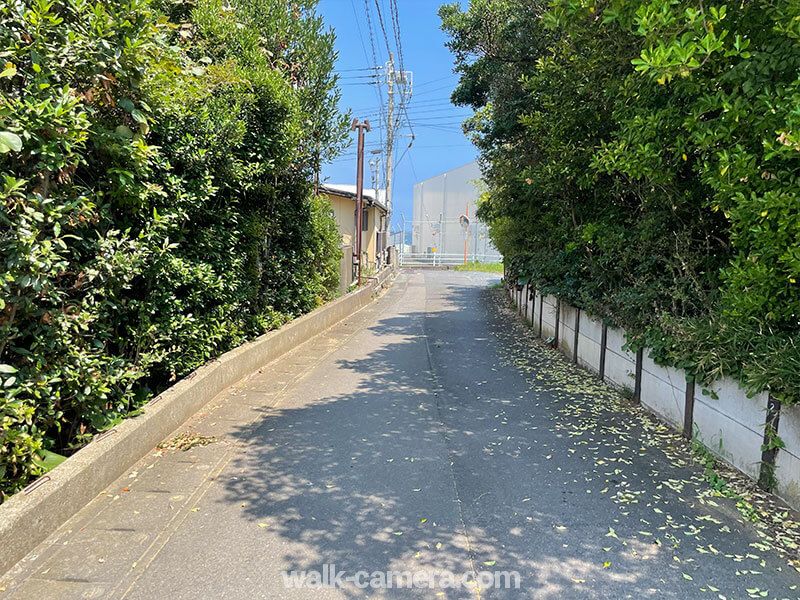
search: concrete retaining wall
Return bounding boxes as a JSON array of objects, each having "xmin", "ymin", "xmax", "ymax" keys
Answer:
[
  {"xmin": 577, "ymin": 310, "xmax": 602, "ymax": 374},
  {"xmin": 776, "ymin": 405, "xmax": 800, "ymax": 508},
  {"xmin": 0, "ymin": 266, "xmax": 396, "ymax": 576},
  {"xmin": 541, "ymin": 295, "xmax": 558, "ymax": 339},
  {"xmin": 557, "ymin": 303, "xmax": 577, "ymax": 361},
  {"xmin": 604, "ymin": 325, "xmax": 636, "ymax": 393},
  {"xmin": 526, "ymin": 287, "xmax": 536, "ymax": 327},
  {"xmin": 640, "ymin": 355, "xmax": 686, "ymax": 430},
  {"xmin": 504, "ymin": 278, "xmax": 800, "ymax": 511},
  {"xmin": 692, "ymin": 380, "xmax": 766, "ymax": 480}
]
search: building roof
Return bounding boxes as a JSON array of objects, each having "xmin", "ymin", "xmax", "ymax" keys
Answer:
[{"xmin": 319, "ymin": 184, "xmax": 388, "ymax": 213}]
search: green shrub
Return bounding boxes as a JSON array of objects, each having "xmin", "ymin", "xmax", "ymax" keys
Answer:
[{"xmin": 0, "ymin": 0, "xmax": 346, "ymax": 498}]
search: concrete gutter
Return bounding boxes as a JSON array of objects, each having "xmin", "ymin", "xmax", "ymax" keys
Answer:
[{"xmin": 0, "ymin": 266, "xmax": 396, "ymax": 575}]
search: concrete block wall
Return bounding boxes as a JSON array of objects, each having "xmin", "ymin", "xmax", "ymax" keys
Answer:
[{"xmin": 503, "ymin": 278, "xmax": 800, "ymax": 511}]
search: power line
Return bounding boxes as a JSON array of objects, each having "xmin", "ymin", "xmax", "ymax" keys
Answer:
[
  {"xmin": 338, "ymin": 74, "xmax": 382, "ymax": 80},
  {"xmin": 333, "ymin": 67, "xmax": 381, "ymax": 73},
  {"xmin": 394, "ymin": 139, "xmax": 414, "ymax": 170},
  {"xmin": 408, "ymin": 152, "xmax": 419, "ymax": 182},
  {"xmin": 348, "ymin": 97, "xmax": 456, "ymax": 114},
  {"xmin": 407, "ymin": 117, "xmax": 466, "ymax": 123},
  {"xmin": 364, "ymin": 1, "xmax": 387, "ymax": 162},
  {"xmin": 414, "ymin": 74, "xmax": 459, "ymax": 89},
  {"xmin": 412, "ymin": 83, "xmax": 458, "ymax": 97},
  {"xmin": 360, "ymin": 105, "xmax": 467, "ymax": 119},
  {"xmin": 389, "ymin": 0, "xmax": 405, "ymax": 75},
  {"xmin": 372, "ymin": 0, "xmax": 394, "ymax": 59}
]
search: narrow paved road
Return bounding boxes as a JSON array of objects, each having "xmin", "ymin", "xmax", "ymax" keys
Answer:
[{"xmin": 3, "ymin": 271, "xmax": 799, "ymax": 599}]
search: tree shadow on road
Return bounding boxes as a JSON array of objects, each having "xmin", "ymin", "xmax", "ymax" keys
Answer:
[{"xmin": 217, "ymin": 278, "xmax": 800, "ymax": 599}]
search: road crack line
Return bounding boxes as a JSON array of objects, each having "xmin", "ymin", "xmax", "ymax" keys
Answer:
[{"xmin": 421, "ymin": 308, "xmax": 483, "ymax": 600}]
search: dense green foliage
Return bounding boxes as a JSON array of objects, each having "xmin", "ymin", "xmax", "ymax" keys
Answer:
[
  {"xmin": 0, "ymin": 0, "xmax": 347, "ymax": 497},
  {"xmin": 441, "ymin": 0, "xmax": 800, "ymax": 403}
]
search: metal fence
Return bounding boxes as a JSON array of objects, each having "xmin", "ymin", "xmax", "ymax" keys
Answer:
[
  {"xmin": 392, "ymin": 217, "xmax": 502, "ymax": 268},
  {"xmin": 399, "ymin": 251, "xmax": 502, "ymax": 267}
]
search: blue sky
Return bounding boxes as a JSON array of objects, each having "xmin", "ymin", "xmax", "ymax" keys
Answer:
[{"xmin": 317, "ymin": 0, "xmax": 475, "ymax": 232}]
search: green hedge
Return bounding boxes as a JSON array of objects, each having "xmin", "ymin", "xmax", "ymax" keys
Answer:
[
  {"xmin": 441, "ymin": 0, "xmax": 800, "ymax": 403},
  {"xmin": 0, "ymin": 0, "xmax": 347, "ymax": 498}
]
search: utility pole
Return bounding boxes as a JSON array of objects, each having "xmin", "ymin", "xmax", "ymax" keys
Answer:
[
  {"xmin": 352, "ymin": 118, "xmax": 370, "ymax": 287},
  {"xmin": 385, "ymin": 52, "xmax": 395, "ymax": 225},
  {"xmin": 369, "ymin": 156, "xmax": 382, "ymax": 266},
  {"xmin": 369, "ymin": 157, "xmax": 380, "ymax": 195},
  {"xmin": 382, "ymin": 55, "xmax": 412, "ymax": 231}
]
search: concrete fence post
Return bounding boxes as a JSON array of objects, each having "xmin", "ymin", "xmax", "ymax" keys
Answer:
[
  {"xmin": 524, "ymin": 284, "xmax": 529, "ymax": 321},
  {"xmin": 530, "ymin": 287, "xmax": 536, "ymax": 329},
  {"xmin": 554, "ymin": 298, "xmax": 560, "ymax": 348},
  {"xmin": 538, "ymin": 295, "xmax": 544, "ymax": 337},
  {"xmin": 599, "ymin": 322, "xmax": 608, "ymax": 381},
  {"xmin": 633, "ymin": 347, "xmax": 644, "ymax": 404},
  {"xmin": 758, "ymin": 395, "xmax": 782, "ymax": 491},
  {"xmin": 683, "ymin": 379, "xmax": 696, "ymax": 440},
  {"xmin": 573, "ymin": 307, "xmax": 580, "ymax": 364}
]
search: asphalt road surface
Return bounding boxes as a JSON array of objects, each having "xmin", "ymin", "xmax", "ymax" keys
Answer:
[{"xmin": 2, "ymin": 270, "xmax": 799, "ymax": 599}]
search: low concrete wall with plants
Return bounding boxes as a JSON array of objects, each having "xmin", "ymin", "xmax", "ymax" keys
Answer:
[
  {"xmin": 506, "ymin": 281, "xmax": 800, "ymax": 511},
  {"xmin": 0, "ymin": 267, "xmax": 396, "ymax": 576}
]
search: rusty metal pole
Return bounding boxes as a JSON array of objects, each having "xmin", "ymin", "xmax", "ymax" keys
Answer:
[{"xmin": 352, "ymin": 118, "xmax": 370, "ymax": 286}]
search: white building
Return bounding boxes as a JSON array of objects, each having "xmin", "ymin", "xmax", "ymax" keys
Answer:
[{"xmin": 409, "ymin": 162, "xmax": 501, "ymax": 263}]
